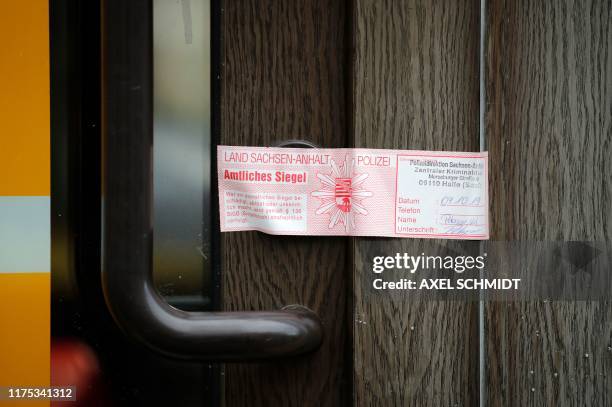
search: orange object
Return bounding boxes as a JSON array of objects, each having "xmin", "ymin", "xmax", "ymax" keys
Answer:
[
  {"xmin": 0, "ymin": 0, "xmax": 50, "ymax": 196},
  {"xmin": 0, "ymin": 1, "xmax": 51, "ymax": 405},
  {"xmin": 0, "ymin": 273, "xmax": 50, "ymax": 406}
]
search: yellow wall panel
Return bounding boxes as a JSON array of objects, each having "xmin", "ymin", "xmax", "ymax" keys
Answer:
[
  {"xmin": 0, "ymin": 273, "xmax": 50, "ymax": 406},
  {"xmin": 0, "ymin": 1, "xmax": 50, "ymax": 405},
  {"xmin": 0, "ymin": 0, "xmax": 50, "ymax": 196}
]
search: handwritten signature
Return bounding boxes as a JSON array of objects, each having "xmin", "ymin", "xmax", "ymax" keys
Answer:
[{"xmin": 443, "ymin": 224, "xmax": 485, "ymax": 235}]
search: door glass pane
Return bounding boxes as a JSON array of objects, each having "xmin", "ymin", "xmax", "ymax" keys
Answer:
[{"xmin": 153, "ymin": 0, "xmax": 212, "ymax": 310}]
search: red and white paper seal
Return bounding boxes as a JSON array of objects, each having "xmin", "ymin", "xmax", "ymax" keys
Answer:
[{"xmin": 218, "ymin": 146, "xmax": 488, "ymax": 240}]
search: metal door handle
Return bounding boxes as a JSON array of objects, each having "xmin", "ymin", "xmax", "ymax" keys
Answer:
[{"xmin": 101, "ymin": 0, "xmax": 322, "ymax": 361}]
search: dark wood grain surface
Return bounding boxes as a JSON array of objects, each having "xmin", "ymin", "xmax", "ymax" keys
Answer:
[
  {"xmin": 485, "ymin": 0, "xmax": 612, "ymax": 405},
  {"xmin": 352, "ymin": 1, "xmax": 481, "ymax": 405},
  {"xmin": 221, "ymin": 1, "xmax": 349, "ymax": 406}
]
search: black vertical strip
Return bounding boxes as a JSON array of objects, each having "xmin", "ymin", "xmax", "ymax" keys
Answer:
[
  {"xmin": 73, "ymin": 0, "xmax": 105, "ymax": 335},
  {"xmin": 50, "ymin": 0, "xmax": 105, "ymax": 332},
  {"xmin": 209, "ymin": 0, "xmax": 223, "ymax": 405},
  {"xmin": 51, "ymin": 0, "xmax": 77, "ymax": 336}
]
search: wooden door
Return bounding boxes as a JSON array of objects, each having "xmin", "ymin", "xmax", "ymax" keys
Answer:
[
  {"xmin": 219, "ymin": 0, "xmax": 611, "ymax": 405},
  {"xmin": 220, "ymin": 1, "xmax": 350, "ymax": 406},
  {"xmin": 352, "ymin": 1, "xmax": 481, "ymax": 406},
  {"xmin": 485, "ymin": 1, "xmax": 612, "ymax": 405}
]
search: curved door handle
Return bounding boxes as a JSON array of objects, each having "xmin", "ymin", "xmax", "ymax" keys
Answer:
[{"xmin": 101, "ymin": 0, "xmax": 322, "ymax": 361}]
